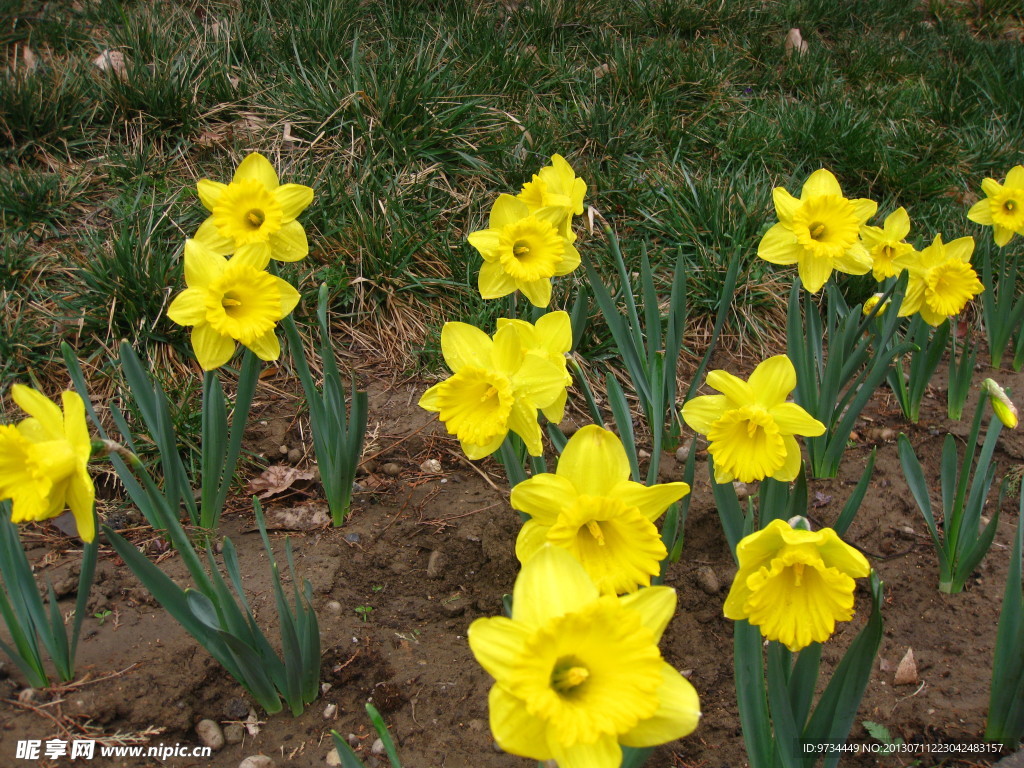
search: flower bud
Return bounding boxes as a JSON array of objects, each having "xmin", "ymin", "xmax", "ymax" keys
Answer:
[{"xmin": 983, "ymin": 378, "xmax": 1018, "ymax": 429}]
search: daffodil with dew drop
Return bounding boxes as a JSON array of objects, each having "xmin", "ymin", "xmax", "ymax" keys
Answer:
[
  {"xmin": 724, "ymin": 518, "xmax": 871, "ymax": 652},
  {"xmin": 512, "ymin": 426, "xmax": 689, "ymax": 595},
  {"xmin": 468, "ymin": 194, "xmax": 581, "ymax": 308},
  {"xmin": 860, "ymin": 207, "xmax": 916, "ymax": 281},
  {"xmin": 419, "ymin": 321, "xmax": 568, "ymax": 460},
  {"xmin": 681, "ymin": 355, "xmax": 825, "ymax": 484},
  {"xmin": 0, "ymin": 386, "xmax": 95, "ymax": 542},
  {"xmin": 496, "ymin": 310, "xmax": 573, "ymax": 424},
  {"xmin": 967, "ymin": 165, "xmax": 1024, "ymax": 247},
  {"xmin": 897, "ymin": 234, "xmax": 984, "ymax": 327},
  {"xmin": 517, "ymin": 154, "xmax": 587, "ymax": 240},
  {"xmin": 194, "ymin": 152, "xmax": 314, "ymax": 262},
  {"xmin": 166, "ymin": 239, "xmax": 300, "ymax": 371},
  {"xmin": 758, "ymin": 168, "xmax": 877, "ymax": 293},
  {"xmin": 468, "ymin": 545, "xmax": 701, "ymax": 767}
]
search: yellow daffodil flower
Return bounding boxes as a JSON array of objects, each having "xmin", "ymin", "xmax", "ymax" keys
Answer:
[
  {"xmin": 724, "ymin": 518, "xmax": 871, "ymax": 651},
  {"xmin": 681, "ymin": 355, "xmax": 824, "ymax": 484},
  {"xmin": 758, "ymin": 169, "xmax": 877, "ymax": 293},
  {"xmin": 860, "ymin": 207, "xmax": 916, "ymax": 281},
  {"xmin": 193, "ymin": 152, "xmax": 314, "ymax": 262},
  {"xmin": 512, "ymin": 426, "xmax": 689, "ymax": 595},
  {"xmin": 167, "ymin": 239, "xmax": 300, "ymax": 371},
  {"xmin": 897, "ymin": 234, "xmax": 983, "ymax": 326},
  {"xmin": 983, "ymin": 378, "xmax": 1018, "ymax": 429},
  {"xmin": 0, "ymin": 386, "xmax": 95, "ymax": 542},
  {"xmin": 967, "ymin": 165, "xmax": 1024, "ymax": 247},
  {"xmin": 419, "ymin": 320, "xmax": 569, "ymax": 460},
  {"xmin": 496, "ymin": 311, "xmax": 573, "ymax": 424},
  {"xmin": 468, "ymin": 545, "xmax": 701, "ymax": 767},
  {"xmin": 517, "ymin": 154, "xmax": 587, "ymax": 240},
  {"xmin": 468, "ymin": 194, "xmax": 581, "ymax": 308}
]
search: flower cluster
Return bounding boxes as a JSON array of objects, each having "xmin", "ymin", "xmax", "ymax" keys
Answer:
[
  {"xmin": 169, "ymin": 153, "xmax": 314, "ymax": 370},
  {"xmin": 468, "ymin": 154, "xmax": 585, "ymax": 307},
  {"xmin": 758, "ymin": 168, "xmax": 985, "ymax": 325},
  {"xmin": 419, "ymin": 312, "xmax": 572, "ymax": 459},
  {"xmin": 468, "ymin": 545, "xmax": 700, "ymax": 767}
]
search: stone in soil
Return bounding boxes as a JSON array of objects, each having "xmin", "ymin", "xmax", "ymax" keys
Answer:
[
  {"xmin": 239, "ymin": 757, "xmax": 276, "ymax": 768},
  {"xmin": 224, "ymin": 724, "xmax": 245, "ymax": 745},
  {"xmin": 195, "ymin": 719, "xmax": 225, "ymax": 751}
]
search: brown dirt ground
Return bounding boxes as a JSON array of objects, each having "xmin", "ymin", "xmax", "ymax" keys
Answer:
[{"xmin": 0, "ymin": 357, "xmax": 1022, "ymax": 768}]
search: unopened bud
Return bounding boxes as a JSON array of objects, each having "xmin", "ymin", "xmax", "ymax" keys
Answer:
[
  {"xmin": 983, "ymin": 378, "xmax": 1018, "ymax": 429},
  {"xmin": 862, "ymin": 293, "xmax": 890, "ymax": 317}
]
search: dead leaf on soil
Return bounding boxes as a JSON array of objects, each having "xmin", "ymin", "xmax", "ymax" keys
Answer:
[
  {"xmin": 785, "ymin": 28, "xmax": 809, "ymax": 57},
  {"xmin": 894, "ymin": 647, "xmax": 918, "ymax": 685},
  {"xmin": 260, "ymin": 502, "xmax": 332, "ymax": 531},
  {"xmin": 248, "ymin": 465, "xmax": 316, "ymax": 499},
  {"xmin": 92, "ymin": 49, "xmax": 128, "ymax": 78}
]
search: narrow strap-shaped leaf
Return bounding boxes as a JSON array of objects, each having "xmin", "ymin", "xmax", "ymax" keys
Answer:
[
  {"xmin": 766, "ymin": 643, "xmax": 804, "ymax": 768},
  {"xmin": 710, "ymin": 461, "xmax": 745, "ymax": 560},
  {"xmin": 684, "ymin": 252, "xmax": 738, "ymax": 402},
  {"xmin": 640, "ymin": 245, "xmax": 659, "ymax": 375},
  {"xmin": 567, "ymin": 357, "xmax": 604, "ymax": 426},
  {"xmin": 734, "ymin": 619, "xmax": 774, "ymax": 768},
  {"xmin": 366, "ymin": 703, "xmax": 403, "ymax": 768},
  {"xmin": 834, "ymin": 449, "xmax": 875, "ymax": 537},
  {"xmin": 45, "ymin": 579, "xmax": 71, "ymax": 680},
  {"xmin": 606, "ymin": 373, "xmax": 641, "ymax": 483},
  {"xmin": 331, "ymin": 730, "xmax": 369, "ymax": 768},
  {"xmin": 213, "ymin": 349, "xmax": 260, "ymax": 521},
  {"xmin": 789, "ymin": 642, "xmax": 822, "ymax": 734},
  {"xmin": 897, "ymin": 435, "xmax": 944, "ymax": 563}
]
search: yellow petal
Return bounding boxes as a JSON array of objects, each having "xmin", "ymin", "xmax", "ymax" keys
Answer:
[
  {"xmin": 515, "ymin": 518, "xmax": 555, "ymax": 563},
  {"xmin": 478, "ymin": 259, "xmax": 517, "ymax": 299},
  {"xmin": 11, "ymin": 385, "xmax": 64, "ymax": 439},
  {"xmin": 274, "ymin": 183, "xmax": 314, "ymax": 222},
  {"xmin": 191, "ymin": 324, "xmax": 236, "ymax": 370},
  {"xmin": 193, "ymin": 217, "xmax": 235, "ymax": 255},
  {"xmin": 233, "ymin": 152, "xmax": 278, "ymax": 188},
  {"xmin": 772, "ymin": 187, "xmax": 801, "ymax": 225},
  {"xmin": 267, "ymin": 220, "xmax": 309, "ymax": 262},
  {"xmin": 994, "ymin": 225, "xmax": 1014, "ymax": 247},
  {"xmin": 944, "ymin": 236, "xmax": 975, "ymax": 263},
  {"xmin": 981, "ymin": 177, "xmax": 1003, "ymax": 198},
  {"xmin": 167, "ymin": 289, "xmax": 206, "ymax": 326},
  {"xmin": 541, "ymin": 387, "xmax": 568, "ymax": 424},
  {"xmin": 1006, "ymin": 166, "xmax": 1024, "ymax": 188},
  {"xmin": 467, "ymin": 617, "xmax": 530, "ymax": 681},
  {"xmin": 680, "ymin": 394, "xmax": 728, "ymax": 434},
  {"xmin": 554, "ymin": 241, "xmax": 581, "ymax": 275},
  {"xmin": 617, "ymin": 586, "xmax": 677, "ymax": 643},
  {"xmin": 507, "ymin": 399, "xmax": 543, "ymax": 456},
  {"xmin": 488, "ymin": 685, "xmax": 552, "ymax": 761},
  {"xmin": 747, "ymin": 355, "xmax": 796, "ymax": 408},
  {"xmin": 440, "ymin": 322, "xmax": 492, "ymax": 373},
  {"xmin": 60, "ymin": 391, "xmax": 90, "ymax": 458},
  {"xmin": 619, "ymin": 663, "xmax": 701, "ymax": 747},
  {"xmin": 801, "ymin": 169, "xmax": 842, "ymax": 199},
  {"xmin": 796, "ymin": 254, "xmax": 833, "ymax": 293},
  {"xmin": 183, "ymin": 238, "xmax": 226, "ymax": 288},
  {"xmin": 833, "ymin": 244, "xmax": 872, "ymax": 276},
  {"xmin": 757, "ymin": 223, "xmax": 801, "ymax": 265},
  {"xmin": 772, "ymin": 434, "xmax": 803, "ymax": 482},
  {"xmin": 816, "ymin": 529, "xmax": 871, "ymax": 577},
  {"xmin": 197, "ymin": 179, "xmax": 227, "ymax": 213},
  {"xmin": 556, "ymin": 425, "xmax": 630, "ymax": 497},
  {"xmin": 885, "ymin": 207, "xmax": 911, "ymax": 239},
  {"xmin": 244, "ymin": 329, "xmax": 281, "ymax": 361},
  {"xmin": 967, "ymin": 199, "xmax": 993, "ymax": 225},
  {"xmin": 467, "ymin": 228, "xmax": 501, "ymax": 257},
  {"xmin": 706, "ymin": 369, "xmax": 753, "ymax": 404},
  {"xmin": 512, "ymin": 544, "xmax": 599, "ymax": 628},
  {"xmin": 534, "ymin": 311, "xmax": 572, "ymax": 355},
  {"xmin": 608, "ymin": 480, "xmax": 689, "ymax": 522},
  {"xmin": 769, "ymin": 402, "xmax": 825, "ymax": 436},
  {"xmin": 851, "ymin": 198, "xmax": 877, "ymax": 223},
  {"xmin": 67, "ymin": 468, "xmax": 96, "ymax": 543},
  {"xmin": 275, "ymin": 277, "xmax": 301, "ymax": 317},
  {"xmin": 510, "ymin": 474, "xmax": 577, "ymax": 524},
  {"xmin": 549, "ymin": 733, "xmax": 620, "ymax": 768},
  {"xmin": 517, "ymin": 276, "xmax": 553, "ymax": 308},
  {"xmin": 490, "ymin": 194, "xmax": 529, "ymax": 229}
]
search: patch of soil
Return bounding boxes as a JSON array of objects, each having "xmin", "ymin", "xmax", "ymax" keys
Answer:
[{"xmin": 1, "ymin": 366, "xmax": 1021, "ymax": 768}]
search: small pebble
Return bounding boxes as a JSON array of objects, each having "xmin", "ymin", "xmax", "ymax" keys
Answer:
[
  {"xmin": 196, "ymin": 719, "xmax": 225, "ymax": 751},
  {"xmin": 732, "ymin": 481, "xmax": 751, "ymax": 501},
  {"xmin": 224, "ymin": 724, "xmax": 244, "ymax": 745},
  {"xmin": 287, "ymin": 448, "xmax": 301, "ymax": 463},
  {"xmin": 638, "ymin": 449, "xmax": 651, "ymax": 459},
  {"xmin": 325, "ymin": 600, "xmax": 343, "ymax": 614},
  {"xmin": 323, "ymin": 703, "xmax": 337, "ymax": 719},
  {"xmin": 344, "ymin": 533, "xmax": 361, "ymax": 544},
  {"xmin": 695, "ymin": 566, "xmax": 720, "ymax": 595},
  {"xmin": 17, "ymin": 688, "xmax": 41, "ymax": 704},
  {"xmin": 325, "ymin": 751, "xmax": 342, "ymax": 767},
  {"xmin": 279, "ymin": 445, "xmax": 289, "ymax": 455},
  {"xmin": 383, "ymin": 462, "xmax": 401, "ymax": 477},
  {"xmin": 675, "ymin": 441, "xmax": 693, "ymax": 463},
  {"xmin": 239, "ymin": 757, "xmax": 276, "ymax": 768},
  {"xmin": 561, "ymin": 422, "xmax": 580, "ymax": 437},
  {"xmin": 321, "ymin": 682, "xmax": 332, "ymax": 694},
  {"xmin": 346, "ymin": 734, "xmax": 359, "ymax": 746},
  {"xmin": 441, "ymin": 597, "xmax": 466, "ymax": 617},
  {"xmin": 427, "ymin": 550, "xmax": 446, "ymax": 579},
  {"xmin": 420, "ymin": 458, "xmax": 442, "ymax": 473},
  {"xmin": 224, "ymin": 697, "xmax": 250, "ymax": 720},
  {"xmin": 371, "ymin": 738, "xmax": 385, "ymax": 756}
]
